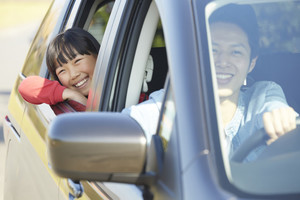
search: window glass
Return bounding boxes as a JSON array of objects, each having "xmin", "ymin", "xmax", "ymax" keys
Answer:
[
  {"xmin": 158, "ymin": 82, "xmax": 176, "ymax": 151},
  {"xmin": 255, "ymin": 3, "xmax": 300, "ymax": 54},
  {"xmin": 22, "ymin": 1, "xmax": 63, "ymax": 76},
  {"xmin": 88, "ymin": 2, "xmax": 114, "ymax": 44},
  {"xmin": 203, "ymin": 0, "xmax": 300, "ymax": 196},
  {"xmin": 152, "ymin": 20, "xmax": 165, "ymax": 48}
]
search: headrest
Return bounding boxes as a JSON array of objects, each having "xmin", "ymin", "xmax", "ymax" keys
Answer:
[{"xmin": 142, "ymin": 55, "xmax": 154, "ymax": 92}]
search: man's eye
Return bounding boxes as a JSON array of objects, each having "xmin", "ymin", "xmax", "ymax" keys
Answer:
[{"xmin": 232, "ymin": 50, "xmax": 243, "ymax": 56}]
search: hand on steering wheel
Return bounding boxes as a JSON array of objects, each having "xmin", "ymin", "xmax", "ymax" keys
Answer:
[
  {"xmin": 263, "ymin": 106, "xmax": 297, "ymax": 145},
  {"xmin": 231, "ymin": 108, "xmax": 299, "ymax": 162}
]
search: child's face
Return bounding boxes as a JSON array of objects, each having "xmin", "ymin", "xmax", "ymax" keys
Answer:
[
  {"xmin": 55, "ymin": 53, "xmax": 97, "ymax": 96},
  {"xmin": 211, "ymin": 22, "xmax": 256, "ymax": 102}
]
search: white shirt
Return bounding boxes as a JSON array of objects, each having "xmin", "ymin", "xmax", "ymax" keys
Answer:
[{"xmin": 122, "ymin": 89, "xmax": 165, "ymax": 143}]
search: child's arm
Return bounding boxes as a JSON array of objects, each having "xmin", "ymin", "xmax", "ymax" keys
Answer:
[
  {"xmin": 18, "ymin": 76, "xmax": 87, "ymax": 106},
  {"xmin": 62, "ymin": 88, "xmax": 87, "ymax": 106}
]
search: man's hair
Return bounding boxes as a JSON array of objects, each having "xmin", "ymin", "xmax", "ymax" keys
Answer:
[
  {"xmin": 46, "ymin": 27, "xmax": 100, "ymax": 80},
  {"xmin": 209, "ymin": 4, "xmax": 259, "ymax": 59}
]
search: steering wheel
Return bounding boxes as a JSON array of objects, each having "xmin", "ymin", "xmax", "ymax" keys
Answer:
[{"xmin": 231, "ymin": 117, "xmax": 300, "ymax": 162}]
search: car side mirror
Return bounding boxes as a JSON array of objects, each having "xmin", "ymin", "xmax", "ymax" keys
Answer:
[{"xmin": 47, "ymin": 112, "xmax": 148, "ymax": 183}]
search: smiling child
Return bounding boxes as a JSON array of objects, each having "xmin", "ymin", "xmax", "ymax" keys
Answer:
[{"xmin": 18, "ymin": 27, "xmax": 99, "ymax": 110}]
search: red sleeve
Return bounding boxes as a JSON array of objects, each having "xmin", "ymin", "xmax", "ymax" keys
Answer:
[
  {"xmin": 18, "ymin": 76, "xmax": 66, "ymax": 105},
  {"xmin": 68, "ymin": 100, "xmax": 86, "ymax": 112},
  {"xmin": 51, "ymin": 100, "xmax": 86, "ymax": 115}
]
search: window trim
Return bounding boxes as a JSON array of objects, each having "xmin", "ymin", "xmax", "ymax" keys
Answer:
[
  {"xmin": 124, "ymin": 1, "xmax": 160, "ymax": 108},
  {"xmin": 92, "ymin": 0, "xmax": 152, "ymax": 112}
]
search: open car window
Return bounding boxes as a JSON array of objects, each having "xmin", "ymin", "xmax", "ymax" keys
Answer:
[
  {"xmin": 50, "ymin": 1, "xmax": 115, "ymax": 115},
  {"xmin": 202, "ymin": 0, "xmax": 300, "ymax": 196}
]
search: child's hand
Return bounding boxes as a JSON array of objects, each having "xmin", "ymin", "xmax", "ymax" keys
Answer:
[
  {"xmin": 263, "ymin": 107, "xmax": 297, "ymax": 145},
  {"xmin": 62, "ymin": 88, "xmax": 87, "ymax": 106}
]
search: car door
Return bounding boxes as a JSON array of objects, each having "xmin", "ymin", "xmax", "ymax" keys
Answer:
[{"xmin": 84, "ymin": 0, "xmax": 227, "ymax": 198}]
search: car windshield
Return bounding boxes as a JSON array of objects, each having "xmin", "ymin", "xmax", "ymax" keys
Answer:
[{"xmin": 199, "ymin": 0, "xmax": 300, "ymax": 196}]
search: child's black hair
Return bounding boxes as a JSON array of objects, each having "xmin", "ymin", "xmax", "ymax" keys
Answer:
[{"xmin": 46, "ymin": 27, "xmax": 100, "ymax": 80}]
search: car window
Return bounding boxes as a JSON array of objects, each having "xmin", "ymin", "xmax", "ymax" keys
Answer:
[
  {"xmin": 105, "ymin": 2, "xmax": 168, "ymax": 112},
  {"xmin": 124, "ymin": 2, "xmax": 169, "ymax": 134},
  {"xmin": 100, "ymin": 1, "xmax": 169, "ymax": 145},
  {"xmin": 88, "ymin": 2, "xmax": 114, "ymax": 44},
  {"xmin": 49, "ymin": 1, "xmax": 115, "ymax": 115},
  {"xmin": 158, "ymin": 81, "xmax": 176, "ymax": 151},
  {"xmin": 202, "ymin": 0, "xmax": 300, "ymax": 196},
  {"xmin": 152, "ymin": 20, "xmax": 165, "ymax": 48}
]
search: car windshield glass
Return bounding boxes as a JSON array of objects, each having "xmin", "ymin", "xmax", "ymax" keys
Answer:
[{"xmin": 202, "ymin": 0, "xmax": 300, "ymax": 196}]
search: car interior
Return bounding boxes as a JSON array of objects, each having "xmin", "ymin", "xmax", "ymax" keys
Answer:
[
  {"xmin": 249, "ymin": 52, "xmax": 300, "ymax": 114},
  {"xmin": 147, "ymin": 47, "xmax": 168, "ymax": 95},
  {"xmin": 124, "ymin": 1, "xmax": 166, "ymax": 108}
]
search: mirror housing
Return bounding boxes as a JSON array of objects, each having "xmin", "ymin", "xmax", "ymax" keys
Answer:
[{"xmin": 47, "ymin": 112, "xmax": 147, "ymax": 183}]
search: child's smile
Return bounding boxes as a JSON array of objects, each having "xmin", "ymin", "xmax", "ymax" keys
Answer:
[
  {"xmin": 74, "ymin": 77, "xmax": 89, "ymax": 88},
  {"xmin": 56, "ymin": 53, "xmax": 97, "ymax": 96}
]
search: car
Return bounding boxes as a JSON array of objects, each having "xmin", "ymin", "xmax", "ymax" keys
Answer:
[{"xmin": 3, "ymin": 0, "xmax": 300, "ymax": 199}]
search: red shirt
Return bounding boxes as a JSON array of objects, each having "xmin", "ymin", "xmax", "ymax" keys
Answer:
[{"xmin": 18, "ymin": 76, "xmax": 86, "ymax": 114}]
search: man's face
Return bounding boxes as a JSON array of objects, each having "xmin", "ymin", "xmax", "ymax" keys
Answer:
[{"xmin": 211, "ymin": 22, "xmax": 256, "ymax": 102}]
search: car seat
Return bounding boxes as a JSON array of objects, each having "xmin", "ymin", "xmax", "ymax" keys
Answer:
[{"xmin": 147, "ymin": 47, "xmax": 168, "ymax": 95}]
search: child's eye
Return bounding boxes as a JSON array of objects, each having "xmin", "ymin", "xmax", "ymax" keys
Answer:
[
  {"xmin": 56, "ymin": 69, "xmax": 65, "ymax": 75},
  {"xmin": 75, "ymin": 58, "xmax": 83, "ymax": 64}
]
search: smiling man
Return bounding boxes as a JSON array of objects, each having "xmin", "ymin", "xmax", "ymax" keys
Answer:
[{"xmin": 209, "ymin": 4, "xmax": 297, "ymax": 161}]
